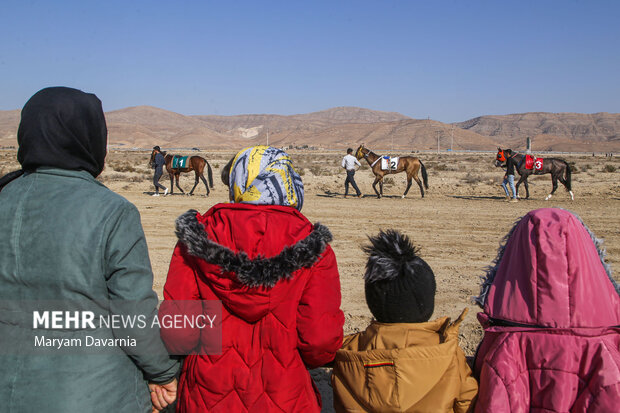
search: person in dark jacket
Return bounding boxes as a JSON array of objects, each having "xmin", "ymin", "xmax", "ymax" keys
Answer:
[
  {"xmin": 160, "ymin": 146, "xmax": 344, "ymax": 412},
  {"xmin": 501, "ymin": 151, "xmax": 518, "ymax": 202},
  {"xmin": 0, "ymin": 87, "xmax": 178, "ymax": 413},
  {"xmin": 152, "ymin": 145, "xmax": 169, "ymax": 196}
]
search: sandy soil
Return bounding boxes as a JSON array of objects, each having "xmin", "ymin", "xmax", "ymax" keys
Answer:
[{"xmin": 2, "ymin": 149, "xmax": 619, "ymax": 411}]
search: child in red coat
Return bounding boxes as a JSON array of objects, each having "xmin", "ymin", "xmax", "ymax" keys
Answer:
[{"xmin": 161, "ymin": 146, "xmax": 344, "ymax": 413}]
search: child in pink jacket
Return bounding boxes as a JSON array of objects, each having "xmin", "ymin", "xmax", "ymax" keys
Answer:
[{"xmin": 473, "ymin": 208, "xmax": 620, "ymax": 412}]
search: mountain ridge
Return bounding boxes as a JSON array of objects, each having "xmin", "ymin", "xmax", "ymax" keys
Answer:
[{"xmin": 1, "ymin": 107, "xmax": 619, "ymax": 152}]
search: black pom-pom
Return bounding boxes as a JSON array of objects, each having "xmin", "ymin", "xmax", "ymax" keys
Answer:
[{"xmin": 362, "ymin": 229, "xmax": 421, "ymax": 283}]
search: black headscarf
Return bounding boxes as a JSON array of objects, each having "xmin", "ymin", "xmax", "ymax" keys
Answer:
[
  {"xmin": 18, "ymin": 86, "xmax": 108, "ymax": 175},
  {"xmin": 1, "ymin": 87, "xmax": 107, "ymax": 191}
]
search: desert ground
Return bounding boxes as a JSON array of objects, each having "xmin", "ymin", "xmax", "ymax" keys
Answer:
[{"xmin": 2, "ymin": 148, "xmax": 619, "ymax": 411}]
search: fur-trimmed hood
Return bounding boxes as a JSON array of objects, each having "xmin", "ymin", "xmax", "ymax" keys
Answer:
[
  {"xmin": 176, "ymin": 209, "xmax": 332, "ymax": 288},
  {"xmin": 173, "ymin": 204, "xmax": 333, "ymax": 322},
  {"xmin": 474, "ymin": 208, "xmax": 620, "ymax": 329}
]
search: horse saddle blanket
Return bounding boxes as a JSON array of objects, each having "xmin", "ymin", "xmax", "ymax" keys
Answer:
[
  {"xmin": 172, "ymin": 155, "xmax": 189, "ymax": 169},
  {"xmin": 381, "ymin": 156, "xmax": 399, "ymax": 171},
  {"xmin": 525, "ymin": 155, "xmax": 543, "ymax": 171}
]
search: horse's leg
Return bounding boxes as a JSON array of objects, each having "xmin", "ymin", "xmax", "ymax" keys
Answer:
[
  {"xmin": 523, "ymin": 179, "xmax": 530, "ymax": 199},
  {"xmin": 557, "ymin": 174, "xmax": 572, "ymax": 200},
  {"xmin": 379, "ymin": 180, "xmax": 384, "ymax": 197},
  {"xmin": 515, "ymin": 175, "xmax": 527, "ymax": 199},
  {"xmin": 175, "ymin": 173, "xmax": 185, "ymax": 194},
  {"xmin": 372, "ymin": 176, "xmax": 382, "ymax": 198},
  {"xmin": 413, "ymin": 175, "xmax": 424, "ymax": 198},
  {"xmin": 545, "ymin": 174, "xmax": 559, "ymax": 201},
  {"xmin": 401, "ymin": 177, "xmax": 412, "ymax": 199},
  {"xmin": 169, "ymin": 172, "xmax": 174, "ymax": 195},
  {"xmin": 199, "ymin": 173, "xmax": 209, "ymax": 196},
  {"xmin": 188, "ymin": 169, "xmax": 200, "ymax": 195}
]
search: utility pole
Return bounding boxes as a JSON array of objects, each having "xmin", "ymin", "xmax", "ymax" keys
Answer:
[
  {"xmin": 266, "ymin": 127, "xmax": 269, "ymax": 146},
  {"xmin": 436, "ymin": 131, "xmax": 440, "ymax": 154},
  {"xmin": 451, "ymin": 125, "xmax": 454, "ymax": 151}
]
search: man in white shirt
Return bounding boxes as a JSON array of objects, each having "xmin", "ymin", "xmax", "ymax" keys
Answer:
[{"xmin": 341, "ymin": 148, "xmax": 362, "ymax": 198}]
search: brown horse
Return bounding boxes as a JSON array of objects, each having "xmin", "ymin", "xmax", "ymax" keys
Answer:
[
  {"xmin": 221, "ymin": 156, "xmax": 233, "ymax": 188},
  {"xmin": 355, "ymin": 145, "xmax": 428, "ymax": 199},
  {"xmin": 149, "ymin": 149, "xmax": 214, "ymax": 196},
  {"xmin": 495, "ymin": 148, "xmax": 573, "ymax": 201}
]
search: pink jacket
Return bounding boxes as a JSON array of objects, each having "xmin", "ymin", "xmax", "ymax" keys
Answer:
[{"xmin": 473, "ymin": 208, "xmax": 620, "ymax": 412}]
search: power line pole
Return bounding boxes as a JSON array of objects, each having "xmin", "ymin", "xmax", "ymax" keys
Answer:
[
  {"xmin": 266, "ymin": 127, "xmax": 269, "ymax": 146},
  {"xmin": 451, "ymin": 125, "xmax": 454, "ymax": 151},
  {"xmin": 437, "ymin": 131, "xmax": 440, "ymax": 154}
]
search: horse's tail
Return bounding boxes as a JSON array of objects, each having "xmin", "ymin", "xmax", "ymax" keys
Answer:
[
  {"xmin": 420, "ymin": 160, "xmax": 429, "ymax": 189},
  {"xmin": 206, "ymin": 160, "xmax": 214, "ymax": 188},
  {"xmin": 564, "ymin": 160, "xmax": 572, "ymax": 191}
]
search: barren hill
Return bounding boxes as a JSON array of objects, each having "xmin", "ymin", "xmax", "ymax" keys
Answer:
[
  {"xmin": 455, "ymin": 112, "xmax": 620, "ymax": 152},
  {"xmin": 193, "ymin": 107, "xmax": 410, "ymax": 138},
  {"xmin": 2, "ymin": 106, "xmax": 620, "ymax": 152}
]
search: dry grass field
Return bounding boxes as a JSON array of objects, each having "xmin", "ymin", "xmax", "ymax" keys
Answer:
[{"xmin": 2, "ymin": 148, "xmax": 619, "ymax": 411}]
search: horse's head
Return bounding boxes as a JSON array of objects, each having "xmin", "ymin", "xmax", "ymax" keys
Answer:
[
  {"xmin": 355, "ymin": 145, "xmax": 368, "ymax": 160},
  {"xmin": 495, "ymin": 147, "xmax": 512, "ymax": 167},
  {"xmin": 148, "ymin": 149, "xmax": 157, "ymax": 168}
]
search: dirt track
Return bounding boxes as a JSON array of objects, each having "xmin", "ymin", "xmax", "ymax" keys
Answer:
[{"xmin": 2, "ymin": 149, "xmax": 619, "ymax": 411}]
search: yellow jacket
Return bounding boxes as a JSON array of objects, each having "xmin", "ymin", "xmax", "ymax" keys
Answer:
[{"xmin": 332, "ymin": 309, "xmax": 478, "ymax": 412}]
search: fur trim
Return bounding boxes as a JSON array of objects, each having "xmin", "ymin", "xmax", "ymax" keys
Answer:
[
  {"xmin": 363, "ymin": 229, "xmax": 423, "ymax": 283},
  {"xmin": 175, "ymin": 210, "xmax": 333, "ymax": 288},
  {"xmin": 473, "ymin": 208, "xmax": 619, "ymax": 308}
]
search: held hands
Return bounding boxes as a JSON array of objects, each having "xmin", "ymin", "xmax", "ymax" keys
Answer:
[{"xmin": 149, "ymin": 378, "xmax": 178, "ymax": 412}]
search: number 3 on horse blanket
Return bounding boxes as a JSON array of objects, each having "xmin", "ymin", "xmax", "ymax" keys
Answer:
[
  {"xmin": 172, "ymin": 155, "xmax": 189, "ymax": 169},
  {"xmin": 523, "ymin": 154, "xmax": 543, "ymax": 173}
]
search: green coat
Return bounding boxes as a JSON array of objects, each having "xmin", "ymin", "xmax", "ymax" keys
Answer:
[{"xmin": 0, "ymin": 168, "xmax": 177, "ymax": 413}]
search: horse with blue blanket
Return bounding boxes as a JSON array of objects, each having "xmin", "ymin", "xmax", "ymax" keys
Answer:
[{"xmin": 149, "ymin": 149, "xmax": 214, "ymax": 196}]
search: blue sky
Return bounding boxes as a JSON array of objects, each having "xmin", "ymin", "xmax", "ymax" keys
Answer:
[{"xmin": 1, "ymin": 0, "xmax": 619, "ymax": 122}]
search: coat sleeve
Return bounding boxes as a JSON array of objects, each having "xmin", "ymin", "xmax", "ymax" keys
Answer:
[
  {"xmin": 454, "ymin": 348, "xmax": 478, "ymax": 413},
  {"xmin": 296, "ymin": 245, "xmax": 344, "ymax": 368},
  {"xmin": 159, "ymin": 242, "xmax": 203, "ymax": 355},
  {"xmin": 104, "ymin": 202, "xmax": 178, "ymax": 384},
  {"xmin": 474, "ymin": 362, "xmax": 511, "ymax": 413}
]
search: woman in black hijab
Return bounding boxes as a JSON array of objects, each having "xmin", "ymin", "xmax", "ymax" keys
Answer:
[
  {"xmin": 0, "ymin": 87, "xmax": 107, "ymax": 190},
  {"xmin": 0, "ymin": 87, "xmax": 178, "ymax": 412}
]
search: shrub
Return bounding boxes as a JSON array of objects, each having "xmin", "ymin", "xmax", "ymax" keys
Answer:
[
  {"xmin": 603, "ymin": 164, "xmax": 616, "ymax": 173},
  {"xmin": 383, "ymin": 177, "xmax": 395, "ymax": 186},
  {"xmin": 110, "ymin": 162, "xmax": 137, "ymax": 173},
  {"xmin": 309, "ymin": 165, "xmax": 333, "ymax": 176},
  {"xmin": 568, "ymin": 162, "xmax": 580, "ymax": 174},
  {"xmin": 462, "ymin": 172, "xmax": 482, "ymax": 184}
]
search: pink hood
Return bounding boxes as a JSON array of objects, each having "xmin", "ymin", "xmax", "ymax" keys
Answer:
[{"xmin": 477, "ymin": 208, "xmax": 620, "ymax": 328}]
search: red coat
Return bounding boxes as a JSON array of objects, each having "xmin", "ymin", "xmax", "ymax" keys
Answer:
[{"xmin": 161, "ymin": 203, "xmax": 344, "ymax": 413}]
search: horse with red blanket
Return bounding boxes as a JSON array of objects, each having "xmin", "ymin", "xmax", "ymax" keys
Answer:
[{"xmin": 495, "ymin": 148, "xmax": 573, "ymax": 200}]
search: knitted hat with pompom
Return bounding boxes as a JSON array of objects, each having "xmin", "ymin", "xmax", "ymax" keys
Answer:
[{"xmin": 363, "ymin": 229, "xmax": 436, "ymax": 323}]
